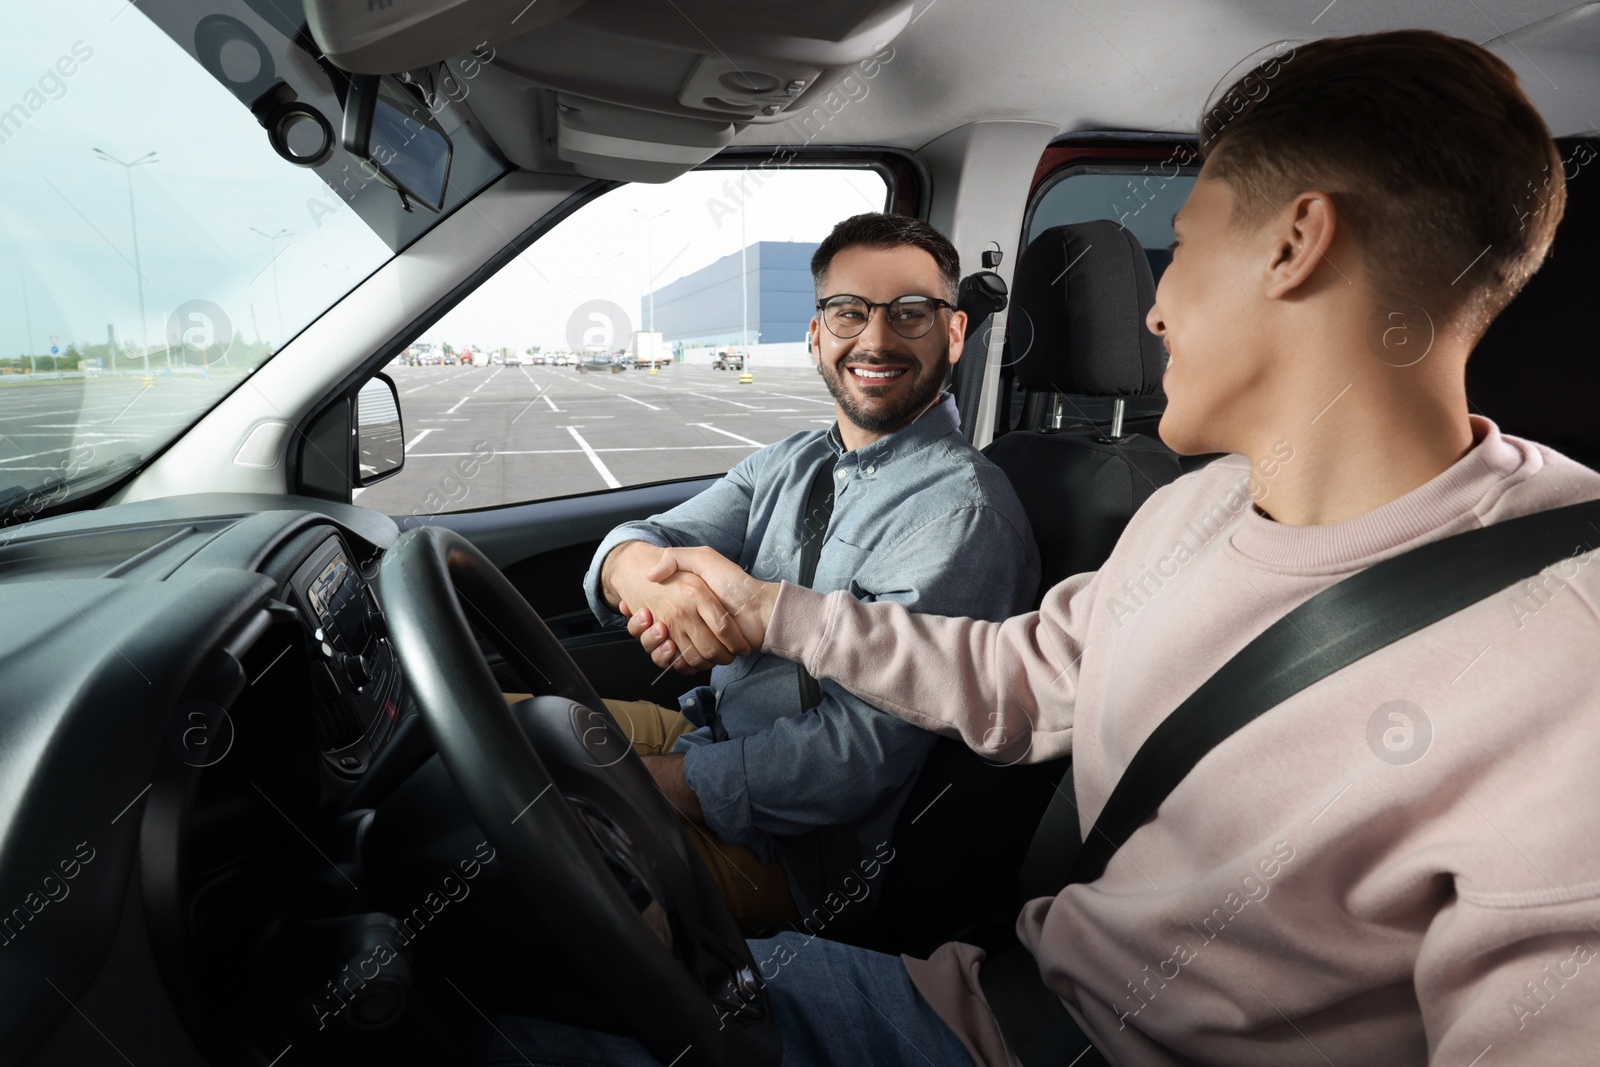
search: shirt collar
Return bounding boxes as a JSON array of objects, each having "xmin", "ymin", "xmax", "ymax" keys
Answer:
[{"xmin": 826, "ymin": 392, "xmax": 961, "ymax": 467}]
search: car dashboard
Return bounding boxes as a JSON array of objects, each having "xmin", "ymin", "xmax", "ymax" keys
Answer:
[{"xmin": 0, "ymin": 494, "xmax": 433, "ymax": 1064}]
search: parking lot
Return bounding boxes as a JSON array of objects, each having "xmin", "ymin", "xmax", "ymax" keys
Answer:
[
  {"xmin": 0, "ymin": 373, "xmax": 230, "ymax": 491},
  {"xmin": 355, "ymin": 361, "xmax": 838, "ymax": 516}
]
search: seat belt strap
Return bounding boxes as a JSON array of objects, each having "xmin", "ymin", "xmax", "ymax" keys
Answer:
[
  {"xmin": 795, "ymin": 453, "xmax": 839, "ymax": 710},
  {"xmin": 777, "ymin": 449, "xmax": 865, "ymax": 920},
  {"xmin": 1069, "ymin": 498, "xmax": 1600, "ymax": 886}
]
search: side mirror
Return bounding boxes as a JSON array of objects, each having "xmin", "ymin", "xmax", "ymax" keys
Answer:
[{"xmin": 357, "ymin": 373, "xmax": 405, "ymax": 486}]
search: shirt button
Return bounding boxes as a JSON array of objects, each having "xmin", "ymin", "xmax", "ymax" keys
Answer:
[
  {"xmin": 865, "ymin": 465, "xmax": 876, "ymax": 474},
  {"xmin": 835, "ymin": 468, "xmax": 848, "ymax": 479},
  {"xmin": 685, "ymin": 698, "xmax": 696, "ymax": 707}
]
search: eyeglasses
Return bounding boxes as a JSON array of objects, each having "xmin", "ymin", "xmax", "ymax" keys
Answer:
[{"xmin": 815, "ymin": 293, "xmax": 955, "ymax": 339}]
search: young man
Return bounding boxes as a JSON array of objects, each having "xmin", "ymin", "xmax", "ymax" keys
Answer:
[
  {"xmin": 578, "ymin": 213, "xmax": 1039, "ymax": 934},
  {"xmin": 559, "ymin": 29, "xmax": 1600, "ymax": 1067}
]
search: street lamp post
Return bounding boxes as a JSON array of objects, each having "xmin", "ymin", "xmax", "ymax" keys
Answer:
[
  {"xmin": 739, "ymin": 172, "xmax": 748, "ymax": 358},
  {"xmin": 20, "ymin": 271, "xmax": 37, "ymax": 376},
  {"xmin": 93, "ymin": 148, "xmax": 158, "ymax": 377},
  {"xmin": 598, "ymin": 250, "xmax": 624, "ymax": 302},
  {"xmin": 251, "ymin": 227, "xmax": 292, "ymax": 347},
  {"xmin": 631, "ymin": 208, "xmax": 669, "ymax": 332}
]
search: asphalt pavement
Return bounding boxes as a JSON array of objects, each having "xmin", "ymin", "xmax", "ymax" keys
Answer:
[
  {"xmin": 0, "ymin": 372, "xmax": 234, "ymax": 495},
  {"xmin": 355, "ymin": 362, "xmax": 839, "ymax": 516},
  {"xmin": 0, "ymin": 363, "xmax": 840, "ymax": 516}
]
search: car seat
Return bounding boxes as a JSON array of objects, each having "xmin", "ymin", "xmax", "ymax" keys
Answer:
[{"xmin": 871, "ymin": 221, "xmax": 1201, "ymax": 957}]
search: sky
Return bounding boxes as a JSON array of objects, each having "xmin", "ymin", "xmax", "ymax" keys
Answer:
[
  {"xmin": 420, "ymin": 168, "xmax": 888, "ymax": 353},
  {"xmin": 0, "ymin": 2, "xmax": 887, "ymax": 363}
]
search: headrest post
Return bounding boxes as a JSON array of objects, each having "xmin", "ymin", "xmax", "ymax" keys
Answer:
[
  {"xmin": 1109, "ymin": 396, "xmax": 1126, "ymax": 439},
  {"xmin": 1049, "ymin": 394, "xmax": 1064, "ymax": 431}
]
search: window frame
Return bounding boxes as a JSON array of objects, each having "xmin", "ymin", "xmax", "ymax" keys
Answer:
[
  {"xmin": 302, "ymin": 147, "xmax": 923, "ymax": 510},
  {"xmin": 988, "ymin": 137, "xmax": 1202, "ymax": 440},
  {"xmin": 1020, "ymin": 137, "xmax": 1202, "ymax": 252}
]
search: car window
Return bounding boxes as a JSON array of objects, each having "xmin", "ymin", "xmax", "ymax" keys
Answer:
[
  {"xmin": 1026, "ymin": 161, "xmax": 1199, "ymax": 283},
  {"xmin": 0, "ymin": 5, "xmax": 506, "ymax": 526},
  {"xmin": 355, "ymin": 166, "xmax": 888, "ymax": 517}
]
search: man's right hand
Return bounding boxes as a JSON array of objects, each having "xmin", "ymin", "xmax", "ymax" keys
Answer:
[{"xmin": 600, "ymin": 540, "xmax": 752, "ymax": 671}]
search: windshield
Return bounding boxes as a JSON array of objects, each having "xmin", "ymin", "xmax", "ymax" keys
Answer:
[{"xmin": 0, "ymin": 0, "xmax": 507, "ymax": 523}]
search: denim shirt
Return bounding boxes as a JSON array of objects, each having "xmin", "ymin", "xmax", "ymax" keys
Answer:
[{"xmin": 584, "ymin": 393, "xmax": 1039, "ymax": 869}]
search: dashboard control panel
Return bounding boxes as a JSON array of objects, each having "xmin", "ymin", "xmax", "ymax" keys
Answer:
[{"xmin": 287, "ymin": 535, "xmax": 401, "ymax": 773}]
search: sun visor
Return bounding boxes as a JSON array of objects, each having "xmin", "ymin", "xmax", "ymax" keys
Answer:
[
  {"xmin": 555, "ymin": 95, "xmax": 733, "ymax": 183},
  {"xmin": 305, "ymin": 0, "xmax": 590, "ymax": 73}
]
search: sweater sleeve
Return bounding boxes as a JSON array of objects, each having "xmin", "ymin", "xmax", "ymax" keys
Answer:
[
  {"xmin": 683, "ymin": 502, "xmax": 1038, "ymax": 843},
  {"xmin": 762, "ymin": 567, "xmax": 1103, "ymax": 765}
]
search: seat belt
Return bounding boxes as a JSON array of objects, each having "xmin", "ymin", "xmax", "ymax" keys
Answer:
[
  {"xmin": 776, "ymin": 449, "xmax": 870, "ymax": 927},
  {"xmin": 795, "ymin": 453, "xmax": 839, "ymax": 710},
  {"xmin": 1066, "ymin": 497, "xmax": 1600, "ymax": 886},
  {"xmin": 988, "ymin": 499, "xmax": 1600, "ymax": 1067}
]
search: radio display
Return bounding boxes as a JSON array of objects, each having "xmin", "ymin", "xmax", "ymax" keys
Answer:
[{"xmin": 307, "ymin": 556, "xmax": 351, "ymax": 624}]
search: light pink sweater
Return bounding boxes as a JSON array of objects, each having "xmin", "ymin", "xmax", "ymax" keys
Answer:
[{"xmin": 764, "ymin": 417, "xmax": 1600, "ymax": 1066}]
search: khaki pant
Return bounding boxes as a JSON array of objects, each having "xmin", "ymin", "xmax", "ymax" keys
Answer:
[{"xmin": 504, "ymin": 694, "xmax": 797, "ymax": 933}]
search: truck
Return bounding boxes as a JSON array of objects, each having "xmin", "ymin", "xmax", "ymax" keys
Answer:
[
  {"xmin": 711, "ymin": 346, "xmax": 745, "ymax": 371},
  {"xmin": 469, "ymin": 348, "xmax": 489, "ymax": 368},
  {"xmin": 630, "ymin": 330, "xmax": 668, "ymax": 369}
]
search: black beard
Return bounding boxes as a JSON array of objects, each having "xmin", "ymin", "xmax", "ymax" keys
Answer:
[{"xmin": 819, "ymin": 355, "xmax": 944, "ymax": 434}]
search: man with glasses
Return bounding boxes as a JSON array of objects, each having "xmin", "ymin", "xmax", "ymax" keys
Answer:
[{"xmin": 585, "ymin": 212, "xmax": 1039, "ymax": 933}]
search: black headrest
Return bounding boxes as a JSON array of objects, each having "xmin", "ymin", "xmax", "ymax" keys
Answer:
[
  {"xmin": 957, "ymin": 270, "xmax": 1008, "ymax": 323},
  {"xmin": 1468, "ymin": 137, "xmax": 1600, "ymax": 471},
  {"xmin": 1009, "ymin": 221, "xmax": 1166, "ymax": 396}
]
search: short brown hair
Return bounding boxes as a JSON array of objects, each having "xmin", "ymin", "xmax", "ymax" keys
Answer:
[
  {"xmin": 1200, "ymin": 30, "xmax": 1564, "ymax": 337},
  {"xmin": 811, "ymin": 213, "xmax": 961, "ymax": 303}
]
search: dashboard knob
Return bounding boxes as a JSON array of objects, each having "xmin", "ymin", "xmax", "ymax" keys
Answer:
[{"xmin": 343, "ymin": 653, "xmax": 371, "ymax": 689}]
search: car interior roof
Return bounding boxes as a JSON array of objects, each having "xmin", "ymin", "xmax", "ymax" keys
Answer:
[
  {"xmin": 290, "ymin": 0, "xmax": 1600, "ymax": 185},
  {"xmin": 726, "ymin": 0, "xmax": 1600, "ymax": 147}
]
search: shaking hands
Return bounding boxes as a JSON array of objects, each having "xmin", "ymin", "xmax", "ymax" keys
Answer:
[{"xmin": 602, "ymin": 542, "xmax": 780, "ymax": 674}]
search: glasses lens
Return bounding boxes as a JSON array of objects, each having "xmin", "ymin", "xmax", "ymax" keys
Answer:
[
  {"xmin": 822, "ymin": 296, "xmax": 870, "ymax": 337},
  {"xmin": 887, "ymin": 297, "xmax": 939, "ymax": 338}
]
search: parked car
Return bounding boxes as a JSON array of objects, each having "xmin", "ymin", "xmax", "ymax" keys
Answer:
[{"xmin": 576, "ymin": 354, "xmax": 625, "ymax": 373}]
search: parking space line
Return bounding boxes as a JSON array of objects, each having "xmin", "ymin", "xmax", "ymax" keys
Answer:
[
  {"xmin": 542, "ymin": 394, "xmax": 560, "ymax": 412},
  {"xmin": 410, "ymin": 444, "xmax": 758, "ymax": 457},
  {"xmin": 471, "ymin": 369, "xmax": 503, "ymax": 393},
  {"xmin": 688, "ymin": 391, "xmax": 759, "ymax": 409},
  {"xmin": 566, "ymin": 426, "xmax": 621, "ymax": 488},
  {"xmin": 446, "ymin": 396, "xmax": 469, "ymax": 414},
  {"xmin": 404, "ymin": 382, "xmax": 435, "ymax": 394},
  {"xmin": 692, "ymin": 423, "xmax": 765, "ymax": 447},
  {"xmin": 0, "ymin": 444, "xmax": 77, "ymax": 463},
  {"xmin": 618, "ymin": 394, "xmax": 662, "ymax": 411},
  {"xmin": 404, "ymin": 428, "xmax": 437, "ymax": 452},
  {"xmin": 762, "ymin": 392, "xmax": 834, "ymax": 405}
]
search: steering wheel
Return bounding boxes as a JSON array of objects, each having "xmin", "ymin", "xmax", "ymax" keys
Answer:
[{"xmin": 377, "ymin": 525, "xmax": 780, "ymax": 1067}]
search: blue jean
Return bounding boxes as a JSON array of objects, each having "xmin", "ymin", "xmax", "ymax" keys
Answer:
[{"xmin": 481, "ymin": 931, "xmax": 978, "ymax": 1066}]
